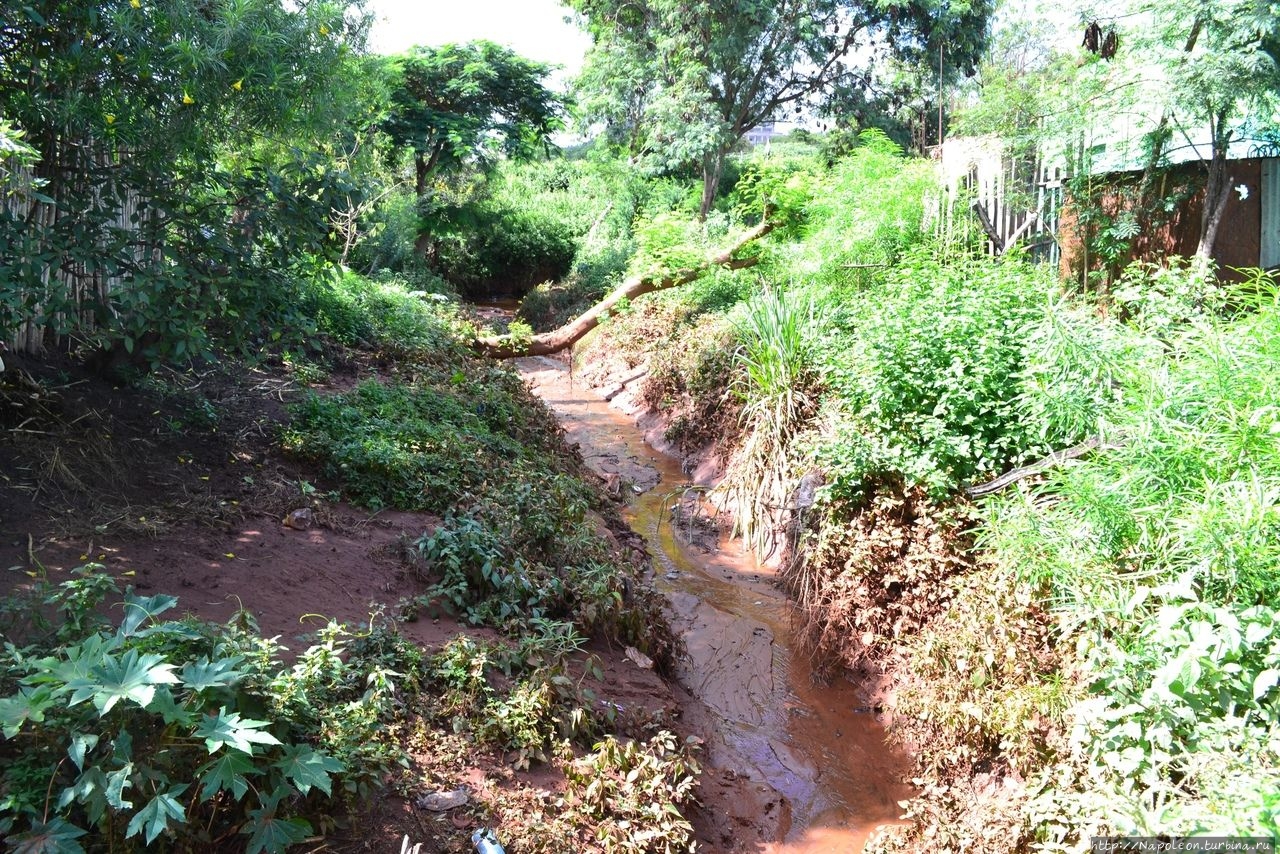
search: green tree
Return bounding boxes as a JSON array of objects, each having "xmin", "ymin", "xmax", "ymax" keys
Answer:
[
  {"xmin": 380, "ymin": 41, "xmax": 565, "ymax": 197},
  {"xmin": 568, "ymin": 0, "xmax": 993, "ymax": 218},
  {"xmin": 1132, "ymin": 0, "xmax": 1280, "ymax": 257},
  {"xmin": 0, "ymin": 0, "xmax": 373, "ymax": 361}
]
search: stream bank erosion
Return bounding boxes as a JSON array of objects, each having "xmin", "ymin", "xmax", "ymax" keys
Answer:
[{"xmin": 517, "ymin": 354, "xmax": 913, "ymax": 853}]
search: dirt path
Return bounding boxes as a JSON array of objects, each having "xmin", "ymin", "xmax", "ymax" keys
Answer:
[{"xmin": 518, "ymin": 355, "xmax": 913, "ymax": 853}]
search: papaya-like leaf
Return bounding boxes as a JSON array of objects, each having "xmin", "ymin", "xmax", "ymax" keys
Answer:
[
  {"xmin": 117, "ymin": 592, "xmax": 178, "ymax": 638},
  {"xmin": 243, "ymin": 813, "xmax": 311, "ymax": 854},
  {"xmin": 198, "ymin": 750, "xmax": 258, "ymax": 802},
  {"xmin": 124, "ymin": 786, "xmax": 187, "ymax": 845},
  {"xmin": 273, "ymin": 744, "xmax": 343, "ymax": 796},
  {"xmin": 6, "ymin": 817, "xmax": 87, "ymax": 854},
  {"xmin": 195, "ymin": 706, "xmax": 281, "ymax": 754}
]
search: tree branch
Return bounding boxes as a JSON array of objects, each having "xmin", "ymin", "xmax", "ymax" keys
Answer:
[{"xmin": 473, "ymin": 219, "xmax": 777, "ymax": 359}]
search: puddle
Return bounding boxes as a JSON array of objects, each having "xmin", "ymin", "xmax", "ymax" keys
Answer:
[{"xmin": 517, "ymin": 355, "xmax": 913, "ymax": 853}]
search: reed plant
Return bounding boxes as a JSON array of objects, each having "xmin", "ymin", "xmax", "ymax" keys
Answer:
[{"xmin": 719, "ymin": 288, "xmax": 821, "ymax": 556}]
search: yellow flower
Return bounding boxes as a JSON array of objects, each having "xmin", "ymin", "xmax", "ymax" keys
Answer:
[
  {"xmin": 130, "ymin": 0, "xmax": 140, "ymax": 7},
  {"xmin": 319, "ymin": 24, "xmax": 330, "ymax": 36},
  {"xmin": 105, "ymin": 113, "xmax": 115, "ymax": 124},
  {"xmin": 232, "ymin": 79, "xmax": 242, "ymax": 91},
  {"xmin": 182, "ymin": 92, "xmax": 194, "ymax": 105}
]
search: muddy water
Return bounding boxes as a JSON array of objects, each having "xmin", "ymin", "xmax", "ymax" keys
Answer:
[{"xmin": 517, "ymin": 355, "xmax": 912, "ymax": 853}]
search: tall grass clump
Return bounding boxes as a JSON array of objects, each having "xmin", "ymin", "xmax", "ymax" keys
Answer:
[
  {"xmin": 977, "ymin": 272, "xmax": 1280, "ymax": 843},
  {"xmin": 718, "ymin": 288, "xmax": 822, "ymax": 556}
]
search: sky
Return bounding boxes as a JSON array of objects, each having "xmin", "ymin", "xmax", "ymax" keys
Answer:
[{"xmin": 364, "ymin": 0, "xmax": 592, "ymax": 82}]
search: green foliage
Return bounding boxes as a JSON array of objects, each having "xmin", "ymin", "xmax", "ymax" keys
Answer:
[
  {"xmin": 381, "ymin": 41, "xmax": 564, "ymax": 186},
  {"xmin": 415, "ymin": 478, "xmax": 630, "ymax": 636},
  {"xmin": 569, "ymin": 0, "xmax": 992, "ymax": 213},
  {"xmin": 304, "ymin": 270, "xmax": 467, "ymax": 358},
  {"xmin": 810, "ymin": 251, "xmax": 1084, "ymax": 502},
  {"xmin": 1047, "ymin": 596, "xmax": 1280, "ymax": 838},
  {"xmin": 643, "ymin": 309, "xmax": 741, "ymax": 453},
  {"xmin": 721, "ymin": 288, "xmax": 822, "ymax": 554},
  {"xmin": 0, "ymin": 0, "xmax": 373, "ymax": 363},
  {"xmin": 282, "ymin": 371, "xmax": 549, "ymax": 513},
  {"xmin": 1112, "ymin": 256, "xmax": 1226, "ymax": 338},
  {"xmin": 802, "ymin": 130, "xmax": 939, "ymax": 286},
  {"xmin": 426, "ymin": 628, "xmax": 608, "ymax": 770},
  {"xmin": 563, "ymin": 732, "xmax": 701, "ymax": 854},
  {"xmin": 975, "ymin": 272, "xmax": 1280, "ymax": 844},
  {"xmin": 629, "ymin": 212, "xmax": 716, "ymax": 279},
  {"xmin": 0, "ymin": 567, "xmax": 422, "ymax": 851},
  {"xmin": 428, "ymin": 191, "xmax": 578, "ymax": 298}
]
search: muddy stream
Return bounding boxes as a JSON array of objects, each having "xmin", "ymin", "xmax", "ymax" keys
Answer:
[{"xmin": 515, "ymin": 354, "xmax": 912, "ymax": 853}]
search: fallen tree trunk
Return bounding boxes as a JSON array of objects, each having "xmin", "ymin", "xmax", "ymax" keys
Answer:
[{"xmin": 474, "ymin": 219, "xmax": 777, "ymax": 359}]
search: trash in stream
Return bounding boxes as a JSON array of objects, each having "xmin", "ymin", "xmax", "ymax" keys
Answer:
[
  {"xmin": 472, "ymin": 828, "xmax": 505, "ymax": 854},
  {"xmin": 664, "ymin": 571, "xmax": 679, "ymax": 580}
]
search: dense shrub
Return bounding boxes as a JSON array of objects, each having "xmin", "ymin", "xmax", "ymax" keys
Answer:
[
  {"xmin": 807, "ymin": 251, "xmax": 1098, "ymax": 502},
  {"xmin": 0, "ymin": 568, "xmax": 422, "ymax": 852},
  {"xmin": 303, "ymin": 270, "xmax": 467, "ymax": 357},
  {"xmin": 282, "ymin": 365, "xmax": 562, "ymax": 513}
]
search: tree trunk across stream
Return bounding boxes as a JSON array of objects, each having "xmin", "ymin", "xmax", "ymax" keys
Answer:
[{"xmin": 517, "ymin": 354, "xmax": 914, "ymax": 853}]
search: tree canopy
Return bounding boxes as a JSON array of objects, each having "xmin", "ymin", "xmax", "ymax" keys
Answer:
[
  {"xmin": 380, "ymin": 41, "xmax": 565, "ymax": 196},
  {"xmin": 569, "ymin": 0, "xmax": 993, "ymax": 216},
  {"xmin": 0, "ymin": 0, "xmax": 372, "ymax": 360}
]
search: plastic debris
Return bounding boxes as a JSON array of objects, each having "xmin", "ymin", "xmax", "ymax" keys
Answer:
[
  {"xmin": 282, "ymin": 507, "xmax": 313, "ymax": 530},
  {"xmin": 625, "ymin": 646, "xmax": 654, "ymax": 670},
  {"xmin": 472, "ymin": 828, "xmax": 505, "ymax": 854}
]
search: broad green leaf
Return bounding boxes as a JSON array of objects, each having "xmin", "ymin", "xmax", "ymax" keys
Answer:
[
  {"xmin": 179, "ymin": 656, "xmax": 245, "ymax": 692},
  {"xmin": 1245, "ymin": 621, "xmax": 1273, "ymax": 645},
  {"xmin": 124, "ymin": 787, "xmax": 187, "ymax": 845},
  {"xmin": 273, "ymin": 744, "xmax": 343, "ymax": 796},
  {"xmin": 145, "ymin": 686, "xmax": 195, "ymax": 726},
  {"xmin": 1253, "ymin": 668, "xmax": 1280, "ymax": 701},
  {"xmin": 198, "ymin": 750, "xmax": 258, "ymax": 802},
  {"xmin": 58, "ymin": 767, "xmax": 109, "ymax": 825},
  {"xmin": 0, "ymin": 686, "xmax": 56, "ymax": 738},
  {"xmin": 113, "ymin": 730, "xmax": 133, "ymax": 763},
  {"xmin": 67, "ymin": 732, "xmax": 99, "ymax": 772},
  {"xmin": 117, "ymin": 592, "xmax": 178, "ymax": 638},
  {"xmin": 104, "ymin": 763, "xmax": 133, "ymax": 810},
  {"xmin": 6, "ymin": 817, "xmax": 87, "ymax": 854},
  {"xmin": 65, "ymin": 649, "xmax": 179, "ymax": 714},
  {"xmin": 243, "ymin": 813, "xmax": 312, "ymax": 854},
  {"xmin": 195, "ymin": 707, "xmax": 281, "ymax": 754}
]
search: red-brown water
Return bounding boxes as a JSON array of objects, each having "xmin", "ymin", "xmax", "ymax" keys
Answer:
[{"xmin": 517, "ymin": 355, "xmax": 912, "ymax": 853}]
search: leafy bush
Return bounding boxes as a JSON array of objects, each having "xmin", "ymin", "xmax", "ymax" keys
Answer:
[
  {"xmin": 801, "ymin": 129, "xmax": 939, "ymax": 286},
  {"xmin": 719, "ymin": 289, "xmax": 823, "ymax": 555},
  {"xmin": 282, "ymin": 366, "xmax": 562, "ymax": 513},
  {"xmin": 303, "ymin": 270, "xmax": 467, "ymax": 358},
  {"xmin": 809, "ymin": 251, "xmax": 1091, "ymax": 502},
  {"xmin": 972, "ymin": 275, "xmax": 1280, "ymax": 844},
  {"xmin": 427, "ymin": 627, "xmax": 605, "ymax": 769},
  {"xmin": 414, "ymin": 477, "xmax": 636, "ymax": 639},
  {"xmin": 0, "ymin": 567, "xmax": 422, "ymax": 852},
  {"xmin": 563, "ymin": 732, "xmax": 701, "ymax": 854},
  {"xmin": 642, "ymin": 310, "xmax": 740, "ymax": 454},
  {"xmin": 433, "ymin": 198, "xmax": 577, "ymax": 298}
]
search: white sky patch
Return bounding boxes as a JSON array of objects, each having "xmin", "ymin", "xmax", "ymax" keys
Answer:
[{"xmin": 365, "ymin": 0, "xmax": 591, "ymax": 83}]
